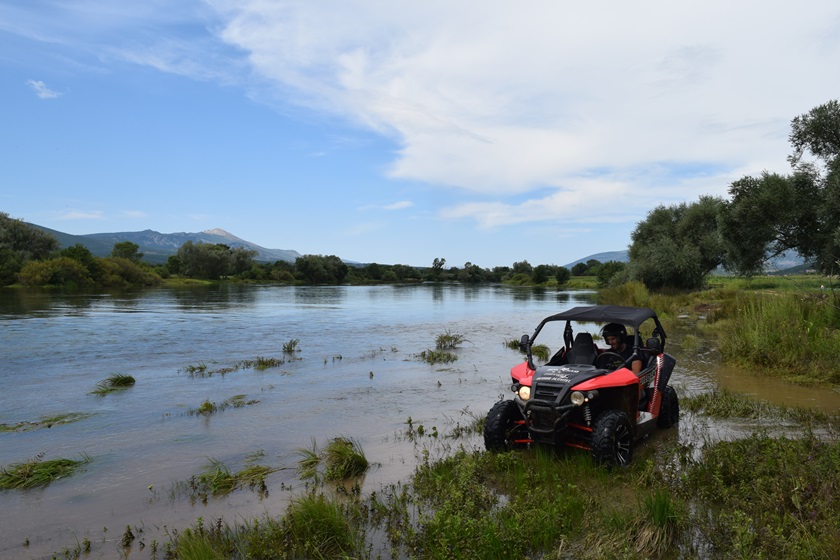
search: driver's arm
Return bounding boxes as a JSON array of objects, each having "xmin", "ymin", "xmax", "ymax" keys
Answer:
[{"xmin": 630, "ymin": 357, "xmax": 642, "ymax": 375}]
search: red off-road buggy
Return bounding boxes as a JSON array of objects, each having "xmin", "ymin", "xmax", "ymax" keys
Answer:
[{"xmin": 484, "ymin": 305, "xmax": 678, "ymax": 465}]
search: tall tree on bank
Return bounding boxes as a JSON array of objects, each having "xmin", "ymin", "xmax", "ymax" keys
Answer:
[
  {"xmin": 0, "ymin": 212, "xmax": 59, "ymax": 286},
  {"xmin": 720, "ymin": 100, "xmax": 840, "ymax": 276},
  {"xmin": 628, "ymin": 196, "xmax": 725, "ymax": 290}
]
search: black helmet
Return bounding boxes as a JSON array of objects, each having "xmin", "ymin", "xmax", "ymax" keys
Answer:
[{"xmin": 601, "ymin": 322, "xmax": 627, "ymax": 340}]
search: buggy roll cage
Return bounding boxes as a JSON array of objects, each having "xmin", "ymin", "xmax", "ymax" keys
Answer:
[{"xmin": 518, "ymin": 305, "xmax": 667, "ymax": 371}]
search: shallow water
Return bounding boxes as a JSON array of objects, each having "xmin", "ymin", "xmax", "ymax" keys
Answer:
[{"xmin": 1, "ymin": 284, "xmax": 838, "ymax": 559}]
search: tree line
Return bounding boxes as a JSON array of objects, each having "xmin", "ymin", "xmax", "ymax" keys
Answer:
[
  {"xmin": 625, "ymin": 99, "xmax": 840, "ymax": 290},
  {"xmin": 2, "ymin": 99, "xmax": 837, "ymax": 290}
]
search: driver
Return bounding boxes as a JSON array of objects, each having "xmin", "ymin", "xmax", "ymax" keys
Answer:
[{"xmin": 601, "ymin": 323, "xmax": 642, "ymax": 375}]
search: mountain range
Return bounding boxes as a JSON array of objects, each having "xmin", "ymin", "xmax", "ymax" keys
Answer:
[
  {"xmin": 28, "ymin": 224, "xmax": 301, "ymax": 264},
  {"xmin": 24, "ymin": 223, "xmax": 806, "ymax": 272}
]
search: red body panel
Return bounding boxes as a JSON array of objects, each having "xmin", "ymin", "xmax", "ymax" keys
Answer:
[
  {"xmin": 510, "ymin": 361, "xmax": 534, "ymax": 385},
  {"xmin": 572, "ymin": 368, "xmax": 639, "ymax": 390}
]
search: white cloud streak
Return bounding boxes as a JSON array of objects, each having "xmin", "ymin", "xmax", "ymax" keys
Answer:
[{"xmin": 26, "ymin": 79, "xmax": 61, "ymax": 99}]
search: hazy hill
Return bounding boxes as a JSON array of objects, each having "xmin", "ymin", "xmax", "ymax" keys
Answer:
[
  {"xmin": 562, "ymin": 251, "xmax": 628, "ymax": 269},
  {"xmin": 28, "ymin": 224, "xmax": 301, "ymax": 264}
]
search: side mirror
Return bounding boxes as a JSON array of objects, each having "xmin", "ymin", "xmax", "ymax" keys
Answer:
[
  {"xmin": 645, "ymin": 337, "xmax": 662, "ymax": 354},
  {"xmin": 519, "ymin": 334, "xmax": 530, "ymax": 353}
]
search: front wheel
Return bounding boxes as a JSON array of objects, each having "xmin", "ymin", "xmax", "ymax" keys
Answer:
[
  {"xmin": 484, "ymin": 400, "xmax": 528, "ymax": 451},
  {"xmin": 657, "ymin": 385, "xmax": 679, "ymax": 428},
  {"xmin": 591, "ymin": 410, "xmax": 633, "ymax": 466}
]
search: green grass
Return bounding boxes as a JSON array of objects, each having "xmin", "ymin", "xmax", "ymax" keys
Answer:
[
  {"xmin": 435, "ymin": 329, "xmax": 467, "ymax": 349},
  {"xmin": 0, "ymin": 412, "xmax": 94, "ymax": 432},
  {"xmin": 296, "ymin": 437, "xmax": 369, "ymax": 482},
  {"xmin": 184, "ymin": 458, "xmax": 276, "ymax": 499},
  {"xmin": 504, "ymin": 338, "xmax": 550, "ymax": 361},
  {"xmin": 188, "ymin": 395, "xmax": 260, "ymax": 416},
  {"xmin": 282, "ymin": 338, "xmax": 300, "ymax": 354},
  {"xmin": 417, "ymin": 348, "xmax": 458, "ymax": 364},
  {"xmin": 90, "ymin": 373, "xmax": 135, "ymax": 395},
  {"xmin": 0, "ymin": 453, "xmax": 91, "ymax": 489}
]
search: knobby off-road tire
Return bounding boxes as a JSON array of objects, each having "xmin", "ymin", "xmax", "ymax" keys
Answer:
[
  {"xmin": 656, "ymin": 385, "xmax": 679, "ymax": 428},
  {"xmin": 484, "ymin": 400, "xmax": 527, "ymax": 452},
  {"xmin": 591, "ymin": 410, "xmax": 633, "ymax": 466}
]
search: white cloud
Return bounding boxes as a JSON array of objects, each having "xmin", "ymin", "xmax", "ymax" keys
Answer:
[
  {"xmin": 205, "ymin": 0, "xmax": 840, "ymax": 215},
  {"xmin": 26, "ymin": 80, "xmax": 62, "ymax": 99},
  {"xmin": 383, "ymin": 200, "xmax": 413, "ymax": 210}
]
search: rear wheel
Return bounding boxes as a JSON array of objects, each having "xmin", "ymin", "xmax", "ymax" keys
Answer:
[
  {"xmin": 657, "ymin": 385, "xmax": 679, "ymax": 428},
  {"xmin": 591, "ymin": 410, "xmax": 633, "ymax": 466},
  {"xmin": 484, "ymin": 400, "xmax": 528, "ymax": 451}
]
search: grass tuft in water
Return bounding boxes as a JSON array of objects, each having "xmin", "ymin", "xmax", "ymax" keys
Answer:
[
  {"xmin": 296, "ymin": 437, "xmax": 369, "ymax": 482},
  {"xmin": 417, "ymin": 349, "xmax": 458, "ymax": 364},
  {"xmin": 90, "ymin": 373, "xmax": 135, "ymax": 395},
  {"xmin": 282, "ymin": 338, "xmax": 300, "ymax": 354},
  {"xmin": 0, "ymin": 453, "xmax": 92, "ymax": 489},
  {"xmin": 188, "ymin": 395, "xmax": 260, "ymax": 416},
  {"xmin": 0, "ymin": 412, "xmax": 94, "ymax": 433},
  {"xmin": 504, "ymin": 338, "xmax": 550, "ymax": 361},
  {"xmin": 435, "ymin": 329, "xmax": 467, "ymax": 349}
]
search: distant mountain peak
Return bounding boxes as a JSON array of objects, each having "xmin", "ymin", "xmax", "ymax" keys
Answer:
[{"xmin": 202, "ymin": 228, "xmax": 243, "ymax": 241}]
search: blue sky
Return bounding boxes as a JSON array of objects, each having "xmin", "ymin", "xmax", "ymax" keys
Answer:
[{"xmin": 2, "ymin": 1, "xmax": 839, "ymax": 268}]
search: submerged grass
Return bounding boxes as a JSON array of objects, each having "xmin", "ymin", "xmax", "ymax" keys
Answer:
[
  {"xmin": 0, "ymin": 412, "xmax": 94, "ymax": 433},
  {"xmin": 182, "ymin": 458, "xmax": 276, "ymax": 500},
  {"xmin": 0, "ymin": 453, "xmax": 91, "ymax": 489},
  {"xmin": 160, "ymin": 385, "xmax": 839, "ymax": 560},
  {"xmin": 435, "ymin": 329, "xmax": 467, "ymax": 349},
  {"xmin": 90, "ymin": 373, "xmax": 135, "ymax": 395},
  {"xmin": 188, "ymin": 394, "xmax": 260, "ymax": 416},
  {"xmin": 296, "ymin": 437, "xmax": 369, "ymax": 482},
  {"xmin": 417, "ymin": 348, "xmax": 458, "ymax": 364}
]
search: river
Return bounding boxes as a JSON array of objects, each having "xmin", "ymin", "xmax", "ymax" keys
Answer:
[{"xmin": 1, "ymin": 284, "xmax": 837, "ymax": 558}]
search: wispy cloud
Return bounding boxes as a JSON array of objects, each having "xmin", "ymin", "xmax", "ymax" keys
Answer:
[
  {"xmin": 383, "ymin": 200, "xmax": 413, "ymax": 210},
  {"xmin": 27, "ymin": 80, "xmax": 62, "ymax": 99},
  {"xmin": 123, "ymin": 210, "xmax": 147, "ymax": 218}
]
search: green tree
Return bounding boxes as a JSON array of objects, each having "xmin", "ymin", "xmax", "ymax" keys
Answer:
[
  {"xmin": 571, "ymin": 262, "xmax": 588, "ymax": 276},
  {"xmin": 720, "ymin": 100, "xmax": 840, "ymax": 276},
  {"xmin": 176, "ymin": 241, "xmax": 233, "ymax": 279},
  {"xmin": 294, "ymin": 255, "xmax": 348, "ymax": 284},
  {"xmin": 0, "ymin": 212, "xmax": 59, "ymax": 286},
  {"xmin": 230, "ymin": 246, "xmax": 258, "ymax": 275},
  {"xmin": 597, "ymin": 260, "xmax": 626, "ymax": 287},
  {"xmin": 629, "ymin": 196, "xmax": 725, "ymax": 290},
  {"xmin": 531, "ymin": 264, "xmax": 551, "ymax": 284},
  {"xmin": 111, "ymin": 241, "xmax": 143, "ymax": 262},
  {"xmin": 430, "ymin": 257, "xmax": 446, "ymax": 281},
  {"xmin": 512, "ymin": 260, "xmax": 533, "ymax": 276},
  {"xmin": 555, "ymin": 266, "xmax": 571, "ymax": 285}
]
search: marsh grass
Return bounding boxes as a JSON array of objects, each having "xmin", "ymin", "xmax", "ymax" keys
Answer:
[
  {"xmin": 435, "ymin": 329, "xmax": 467, "ymax": 349},
  {"xmin": 683, "ymin": 388, "xmax": 833, "ymax": 425},
  {"xmin": 296, "ymin": 437, "xmax": 369, "ymax": 482},
  {"xmin": 90, "ymin": 373, "xmax": 135, "ymax": 395},
  {"xmin": 282, "ymin": 338, "xmax": 300, "ymax": 354},
  {"xmin": 188, "ymin": 394, "xmax": 260, "ymax": 416},
  {"xmin": 0, "ymin": 412, "xmax": 94, "ymax": 433},
  {"xmin": 181, "ymin": 356, "xmax": 286, "ymax": 378},
  {"xmin": 0, "ymin": 453, "xmax": 91, "ymax": 489},
  {"xmin": 417, "ymin": 349, "xmax": 458, "ymax": 364},
  {"xmin": 504, "ymin": 339, "xmax": 550, "ymax": 361},
  {"xmin": 184, "ymin": 458, "xmax": 276, "ymax": 500}
]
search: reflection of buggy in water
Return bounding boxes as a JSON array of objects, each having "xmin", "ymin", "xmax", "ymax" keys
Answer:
[{"xmin": 484, "ymin": 305, "xmax": 679, "ymax": 466}]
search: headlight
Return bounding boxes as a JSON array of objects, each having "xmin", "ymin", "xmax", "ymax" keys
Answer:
[
  {"xmin": 518, "ymin": 386, "xmax": 531, "ymax": 401},
  {"xmin": 570, "ymin": 391, "xmax": 585, "ymax": 406}
]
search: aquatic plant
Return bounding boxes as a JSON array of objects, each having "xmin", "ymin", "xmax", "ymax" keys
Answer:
[
  {"xmin": 417, "ymin": 349, "xmax": 458, "ymax": 364},
  {"xmin": 188, "ymin": 395, "xmax": 259, "ymax": 416},
  {"xmin": 435, "ymin": 329, "xmax": 467, "ymax": 349},
  {"xmin": 90, "ymin": 373, "xmax": 135, "ymax": 395},
  {"xmin": 296, "ymin": 437, "xmax": 369, "ymax": 481},
  {"xmin": 282, "ymin": 338, "xmax": 300, "ymax": 354},
  {"xmin": 0, "ymin": 453, "xmax": 91, "ymax": 490},
  {"xmin": 0, "ymin": 412, "xmax": 94, "ymax": 432}
]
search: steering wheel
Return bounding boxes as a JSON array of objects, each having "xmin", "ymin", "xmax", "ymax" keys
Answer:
[{"xmin": 595, "ymin": 351, "xmax": 625, "ymax": 371}]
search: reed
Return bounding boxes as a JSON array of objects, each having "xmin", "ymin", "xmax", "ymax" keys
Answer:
[
  {"xmin": 90, "ymin": 373, "xmax": 135, "ymax": 395},
  {"xmin": 0, "ymin": 453, "xmax": 91, "ymax": 489}
]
